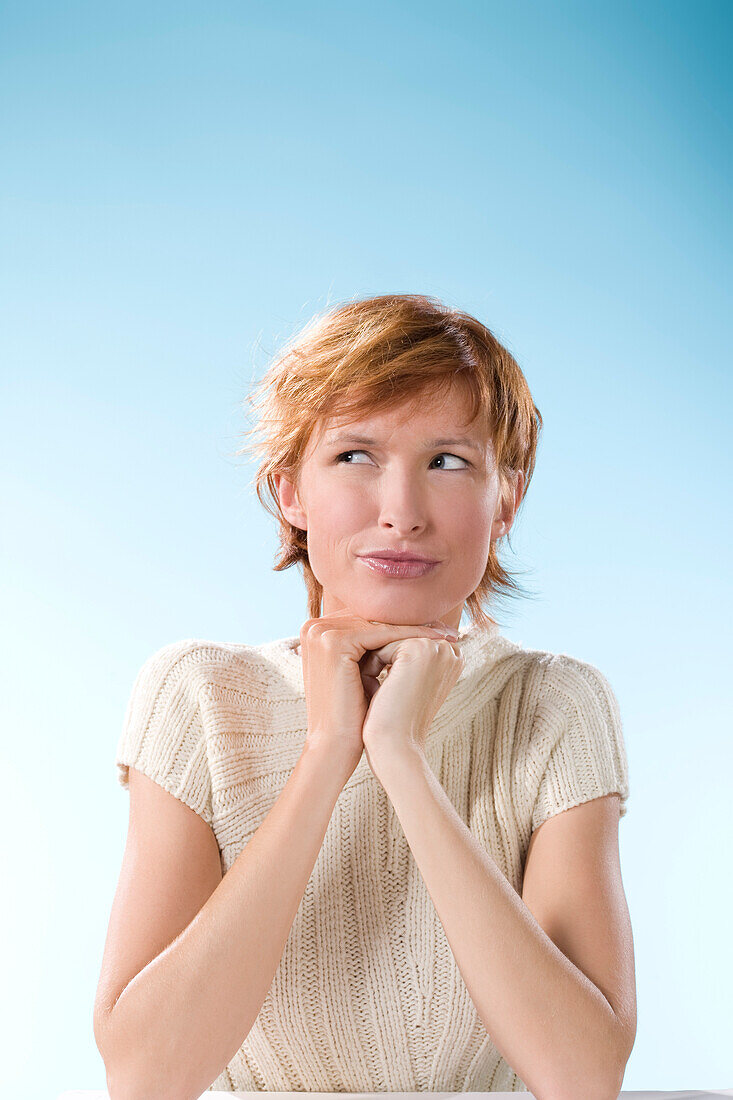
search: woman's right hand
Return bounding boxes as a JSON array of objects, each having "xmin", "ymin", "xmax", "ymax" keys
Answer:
[{"xmin": 299, "ymin": 608, "xmax": 459, "ymax": 783}]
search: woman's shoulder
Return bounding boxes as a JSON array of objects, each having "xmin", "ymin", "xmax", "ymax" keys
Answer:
[
  {"xmin": 128, "ymin": 633, "xmax": 302, "ymax": 700},
  {"xmin": 476, "ymin": 636, "xmax": 629, "ymax": 824},
  {"xmin": 486, "ymin": 633, "xmax": 617, "ymax": 698},
  {"xmin": 477, "ymin": 635, "xmax": 621, "ymax": 741},
  {"xmin": 128, "ymin": 635, "xmax": 255, "ymax": 682},
  {"xmin": 518, "ymin": 645, "xmax": 620, "ymax": 719}
]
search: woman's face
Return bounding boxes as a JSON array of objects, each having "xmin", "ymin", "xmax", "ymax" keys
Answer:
[{"xmin": 274, "ymin": 384, "xmax": 523, "ymax": 633}]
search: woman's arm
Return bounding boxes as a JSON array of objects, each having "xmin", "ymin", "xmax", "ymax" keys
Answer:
[
  {"xmin": 96, "ymin": 743, "xmax": 348, "ymax": 1100},
  {"xmin": 371, "ymin": 748, "xmax": 631, "ymax": 1100}
]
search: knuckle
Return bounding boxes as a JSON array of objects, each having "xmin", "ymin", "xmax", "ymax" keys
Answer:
[
  {"xmin": 300, "ymin": 620, "xmax": 320, "ymax": 646},
  {"xmin": 320, "ymin": 630, "xmax": 340, "ymax": 653}
]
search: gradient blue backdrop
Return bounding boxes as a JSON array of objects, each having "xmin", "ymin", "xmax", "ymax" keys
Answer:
[{"xmin": 2, "ymin": 1, "xmax": 731, "ymax": 1096}]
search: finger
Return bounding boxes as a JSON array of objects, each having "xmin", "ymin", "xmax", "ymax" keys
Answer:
[
  {"xmin": 320, "ymin": 619, "xmax": 452, "ymax": 660},
  {"xmin": 369, "ymin": 636, "xmax": 445, "ymax": 661},
  {"xmin": 366, "ymin": 641, "xmax": 402, "ymax": 664}
]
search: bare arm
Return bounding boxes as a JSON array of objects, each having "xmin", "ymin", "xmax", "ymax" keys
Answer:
[
  {"xmin": 96, "ymin": 743, "xmax": 348, "ymax": 1100},
  {"xmin": 371, "ymin": 747, "xmax": 632, "ymax": 1100}
]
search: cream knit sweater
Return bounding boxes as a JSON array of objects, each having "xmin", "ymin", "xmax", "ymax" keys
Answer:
[{"xmin": 115, "ymin": 620, "xmax": 630, "ymax": 1093}]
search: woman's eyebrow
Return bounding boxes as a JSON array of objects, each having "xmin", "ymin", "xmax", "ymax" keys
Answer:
[{"xmin": 324, "ymin": 433, "xmax": 484, "ymax": 453}]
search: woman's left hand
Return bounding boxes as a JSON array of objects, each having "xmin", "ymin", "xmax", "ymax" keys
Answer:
[{"xmin": 360, "ymin": 633, "xmax": 465, "ymax": 772}]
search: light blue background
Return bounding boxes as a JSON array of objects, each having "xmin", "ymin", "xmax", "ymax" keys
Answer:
[{"xmin": 2, "ymin": 1, "xmax": 731, "ymax": 1096}]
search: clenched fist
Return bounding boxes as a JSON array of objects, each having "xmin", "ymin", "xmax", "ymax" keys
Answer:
[{"xmin": 299, "ymin": 608, "xmax": 459, "ymax": 784}]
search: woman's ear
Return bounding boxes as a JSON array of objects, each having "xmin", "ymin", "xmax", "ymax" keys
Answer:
[
  {"xmin": 274, "ymin": 471, "xmax": 308, "ymax": 531},
  {"xmin": 492, "ymin": 469, "xmax": 525, "ymax": 540}
]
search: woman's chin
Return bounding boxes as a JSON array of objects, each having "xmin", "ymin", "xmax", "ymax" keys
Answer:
[{"xmin": 338, "ymin": 602, "xmax": 444, "ymax": 627}]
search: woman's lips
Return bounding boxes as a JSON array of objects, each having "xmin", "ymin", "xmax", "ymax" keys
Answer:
[{"xmin": 359, "ymin": 556, "xmax": 438, "ymax": 579}]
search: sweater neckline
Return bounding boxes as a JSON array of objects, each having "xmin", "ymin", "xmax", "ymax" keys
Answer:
[
  {"xmin": 261, "ymin": 618, "xmax": 515, "ymax": 691},
  {"xmin": 254, "ymin": 622, "xmax": 522, "ymax": 765}
]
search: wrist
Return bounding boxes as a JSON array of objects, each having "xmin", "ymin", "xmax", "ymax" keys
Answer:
[
  {"xmin": 366, "ymin": 740, "xmax": 426, "ymax": 784},
  {"xmin": 301, "ymin": 737, "xmax": 362, "ymax": 788}
]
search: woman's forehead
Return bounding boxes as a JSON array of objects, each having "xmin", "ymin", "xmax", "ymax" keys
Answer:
[{"xmin": 319, "ymin": 392, "xmax": 482, "ymax": 441}]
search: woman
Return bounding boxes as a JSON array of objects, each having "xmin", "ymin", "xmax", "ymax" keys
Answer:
[{"xmin": 94, "ymin": 293, "xmax": 635, "ymax": 1097}]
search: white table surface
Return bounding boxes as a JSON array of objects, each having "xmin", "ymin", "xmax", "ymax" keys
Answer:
[{"xmin": 56, "ymin": 1090, "xmax": 733, "ymax": 1099}]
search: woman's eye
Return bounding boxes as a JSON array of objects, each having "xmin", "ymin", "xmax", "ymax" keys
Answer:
[
  {"xmin": 335, "ymin": 450, "xmax": 371, "ymax": 464},
  {"xmin": 334, "ymin": 450, "xmax": 468, "ymax": 470},
  {"xmin": 430, "ymin": 453, "xmax": 470, "ymax": 470}
]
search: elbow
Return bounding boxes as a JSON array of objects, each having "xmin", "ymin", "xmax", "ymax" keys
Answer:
[
  {"xmin": 534, "ymin": 1006, "xmax": 634, "ymax": 1100},
  {"xmin": 104, "ymin": 1065, "xmax": 204, "ymax": 1100},
  {"xmin": 573, "ymin": 1058, "xmax": 630, "ymax": 1100},
  {"xmin": 542, "ymin": 1078, "xmax": 623, "ymax": 1100},
  {"xmin": 95, "ymin": 1007, "xmax": 203, "ymax": 1100},
  {"xmin": 591, "ymin": 1070, "xmax": 626, "ymax": 1100},
  {"xmin": 608, "ymin": 1041, "xmax": 633, "ymax": 1100},
  {"xmin": 94, "ymin": 1008, "xmax": 133, "ymax": 1100},
  {"xmin": 573, "ymin": 1011, "xmax": 634, "ymax": 1100},
  {"xmin": 93, "ymin": 1006, "xmax": 119, "ymax": 1094},
  {"xmin": 540, "ymin": 1046, "xmax": 630, "ymax": 1100},
  {"xmin": 103, "ymin": 1057, "xmax": 206, "ymax": 1100},
  {"xmin": 571, "ymin": 1054, "xmax": 629, "ymax": 1100},
  {"xmin": 604, "ymin": 1014, "xmax": 635, "ymax": 1100}
]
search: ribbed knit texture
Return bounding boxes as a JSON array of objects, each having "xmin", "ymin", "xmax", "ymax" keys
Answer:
[{"xmin": 115, "ymin": 621, "xmax": 629, "ymax": 1093}]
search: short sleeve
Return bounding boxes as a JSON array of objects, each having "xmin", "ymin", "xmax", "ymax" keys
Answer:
[
  {"xmin": 530, "ymin": 654, "xmax": 630, "ymax": 832},
  {"xmin": 115, "ymin": 640, "xmax": 214, "ymax": 826}
]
